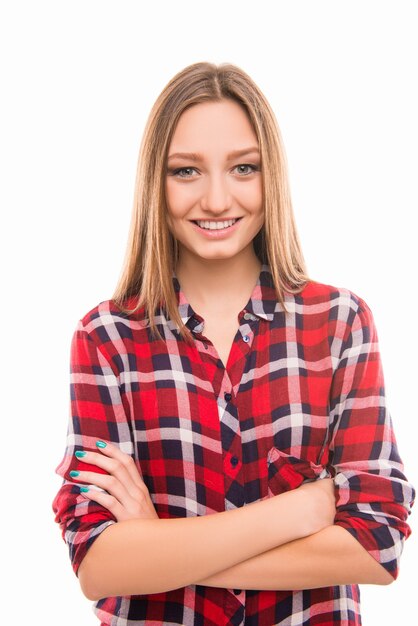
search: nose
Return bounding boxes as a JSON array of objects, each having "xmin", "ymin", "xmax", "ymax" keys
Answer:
[{"xmin": 200, "ymin": 172, "xmax": 233, "ymax": 215}]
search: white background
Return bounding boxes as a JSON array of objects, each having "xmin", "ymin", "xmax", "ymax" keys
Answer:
[{"xmin": 1, "ymin": 1, "xmax": 417, "ymax": 624}]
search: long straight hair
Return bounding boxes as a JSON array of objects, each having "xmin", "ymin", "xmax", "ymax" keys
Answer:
[{"xmin": 113, "ymin": 62, "xmax": 309, "ymax": 343}]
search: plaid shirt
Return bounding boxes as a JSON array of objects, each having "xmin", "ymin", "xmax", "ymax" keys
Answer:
[{"xmin": 53, "ymin": 264, "xmax": 414, "ymax": 626}]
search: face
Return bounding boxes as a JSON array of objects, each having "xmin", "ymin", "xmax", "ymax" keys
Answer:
[{"xmin": 164, "ymin": 99, "xmax": 263, "ymax": 266}]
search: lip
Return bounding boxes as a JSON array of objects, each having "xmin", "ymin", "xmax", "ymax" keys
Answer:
[{"xmin": 190, "ymin": 217, "xmax": 243, "ymax": 239}]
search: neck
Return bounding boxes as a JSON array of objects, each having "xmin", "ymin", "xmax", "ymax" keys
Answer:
[{"xmin": 175, "ymin": 245, "xmax": 262, "ymax": 314}]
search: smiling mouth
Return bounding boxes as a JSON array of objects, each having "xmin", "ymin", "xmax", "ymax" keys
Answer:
[{"xmin": 192, "ymin": 217, "xmax": 243, "ymax": 231}]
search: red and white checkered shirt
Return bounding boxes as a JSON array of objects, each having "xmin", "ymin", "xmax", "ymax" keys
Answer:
[{"xmin": 53, "ymin": 264, "xmax": 414, "ymax": 625}]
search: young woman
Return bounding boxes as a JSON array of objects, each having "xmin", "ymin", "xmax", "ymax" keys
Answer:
[{"xmin": 53, "ymin": 61, "xmax": 414, "ymax": 626}]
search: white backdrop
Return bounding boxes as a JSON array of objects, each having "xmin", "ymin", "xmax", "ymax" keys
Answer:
[{"xmin": 1, "ymin": 1, "xmax": 417, "ymax": 624}]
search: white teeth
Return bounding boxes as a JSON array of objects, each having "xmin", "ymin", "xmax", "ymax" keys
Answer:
[{"xmin": 196, "ymin": 218, "xmax": 238, "ymax": 230}]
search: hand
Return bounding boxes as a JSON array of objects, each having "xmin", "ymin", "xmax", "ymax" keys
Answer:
[
  {"xmin": 296, "ymin": 477, "xmax": 336, "ymax": 535},
  {"xmin": 70, "ymin": 441, "xmax": 159, "ymax": 522}
]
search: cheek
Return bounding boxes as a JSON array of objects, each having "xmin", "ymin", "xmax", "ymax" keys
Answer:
[
  {"xmin": 165, "ymin": 209, "xmax": 184, "ymax": 242},
  {"xmin": 164, "ymin": 179, "xmax": 177, "ymax": 214},
  {"xmin": 165, "ymin": 212, "xmax": 174, "ymax": 234},
  {"xmin": 165, "ymin": 179, "xmax": 197, "ymax": 215},
  {"xmin": 236, "ymin": 179, "xmax": 262, "ymax": 210}
]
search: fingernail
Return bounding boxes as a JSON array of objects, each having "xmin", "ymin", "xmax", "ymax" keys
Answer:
[
  {"xmin": 96, "ymin": 440, "xmax": 107, "ymax": 449},
  {"xmin": 80, "ymin": 486, "xmax": 89, "ymax": 493},
  {"xmin": 75, "ymin": 450, "xmax": 86, "ymax": 458},
  {"xmin": 69, "ymin": 470, "xmax": 80, "ymax": 478}
]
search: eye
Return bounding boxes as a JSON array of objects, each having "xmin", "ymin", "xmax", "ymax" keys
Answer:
[
  {"xmin": 169, "ymin": 167, "xmax": 197, "ymax": 179},
  {"xmin": 234, "ymin": 164, "xmax": 260, "ymax": 176}
]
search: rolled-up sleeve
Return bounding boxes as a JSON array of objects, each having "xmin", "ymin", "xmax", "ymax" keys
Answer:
[
  {"xmin": 52, "ymin": 317, "xmax": 133, "ymax": 575},
  {"xmin": 328, "ymin": 295, "xmax": 415, "ymax": 579}
]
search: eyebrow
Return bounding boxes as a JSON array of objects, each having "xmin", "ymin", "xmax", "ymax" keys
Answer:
[{"xmin": 167, "ymin": 146, "xmax": 260, "ymax": 162}]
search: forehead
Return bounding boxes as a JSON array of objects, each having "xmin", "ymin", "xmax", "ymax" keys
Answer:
[{"xmin": 169, "ymin": 99, "xmax": 258, "ymax": 153}]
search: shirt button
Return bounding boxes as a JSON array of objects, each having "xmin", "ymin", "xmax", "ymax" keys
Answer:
[
  {"xmin": 231, "ymin": 456, "xmax": 239, "ymax": 466},
  {"xmin": 224, "ymin": 392, "xmax": 232, "ymax": 402},
  {"xmin": 243, "ymin": 312, "xmax": 253, "ymax": 320},
  {"xmin": 242, "ymin": 335, "xmax": 250, "ymax": 343},
  {"xmin": 233, "ymin": 589, "xmax": 242, "ymax": 595}
]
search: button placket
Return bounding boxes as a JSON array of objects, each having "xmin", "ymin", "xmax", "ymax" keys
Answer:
[
  {"xmin": 240, "ymin": 325, "xmax": 253, "ymax": 345},
  {"xmin": 238, "ymin": 313, "xmax": 256, "ymax": 347}
]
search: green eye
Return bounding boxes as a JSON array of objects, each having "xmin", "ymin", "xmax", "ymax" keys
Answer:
[
  {"xmin": 170, "ymin": 167, "xmax": 197, "ymax": 178},
  {"xmin": 235, "ymin": 164, "xmax": 259, "ymax": 175}
]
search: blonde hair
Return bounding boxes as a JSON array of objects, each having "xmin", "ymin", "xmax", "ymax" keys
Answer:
[{"xmin": 113, "ymin": 61, "xmax": 309, "ymax": 342}]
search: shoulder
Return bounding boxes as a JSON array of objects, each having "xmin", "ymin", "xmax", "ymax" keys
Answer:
[
  {"xmin": 294, "ymin": 279, "xmax": 371, "ymax": 318},
  {"xmin": 290, "ymin": 279, "xmax": 377, "ymax": 341},
  {"xmin": 293, "ymin": 280, "xmax": 379, "ymax": 356},
  {"xmin": 75, "ymin": 297, "xmax": 148, "ymax": 344},
  {"xmin": 70, "ymin": 298, "xmax": 150, "ymax": 373}
]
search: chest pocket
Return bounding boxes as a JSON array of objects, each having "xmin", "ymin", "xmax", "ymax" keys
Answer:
[{"xmin": 266, "ymin": 446, "xmax": 331, "ymax": 497}]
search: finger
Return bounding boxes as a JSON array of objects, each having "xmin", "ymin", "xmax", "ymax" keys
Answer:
[
  {"xmin": 74, "ymin": 448, "xmax": 144, "ymax": 499},
  {"xmin": 70, "ymin": 469, "xmax": 137, "ymax": 501},
  {"xmin": 94, "ymin": 440, "xmax": 145, "ymax": 490},
  {"xmin": 79, "ymin": 487, "xmax": 127, "ymax": 522}
]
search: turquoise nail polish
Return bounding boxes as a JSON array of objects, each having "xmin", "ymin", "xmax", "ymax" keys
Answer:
[
  {"xmin": 96, "ymin": 440, "xmax": 107, "ymax": 449},
  {"xmin": 75, "ymin": 450, "xmax": 86, "ymax": 459},
  {"xmin": 80, "ymin": 486, "xmax": 89, "ymax": 493},
  {"xmin": 69, "ymin": 470, "xmax": 80, "ymax": 478}
]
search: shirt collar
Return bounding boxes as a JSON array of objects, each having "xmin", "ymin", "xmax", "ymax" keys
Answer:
[{"xmin": 171, "ymin": 263, "xmax": 279, "ymax": 329}]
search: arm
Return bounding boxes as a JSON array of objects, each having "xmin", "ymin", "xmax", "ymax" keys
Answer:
[
  {"xmin": 195, "ymin": 525, "xmax": 393, "ymax": 590},
  {"xmin": 54, "ymin": 311, "xmax": 334, "ymax": 600},
  {"xmin": 53, "ymin": 318, "xmax": 122, "ymax": 573},
  {"xmin": 75, "ymin": 443, "xmax": 391, "ymax": 597},
  {"xmin": 327, "ymin": 296, "xmax": 414, "ymax": 580},
  {"xmin": 78, "ymin": 480, "xmax": 334, "ymax": 600},
  {"xmin": 198, "ymin": 295, "xmax": 414, "ymax": 591}
]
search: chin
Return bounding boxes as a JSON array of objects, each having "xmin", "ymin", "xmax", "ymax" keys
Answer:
[{"xmin": 195, "ymin": 250, "xmax": 239, "ymax": 261}]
